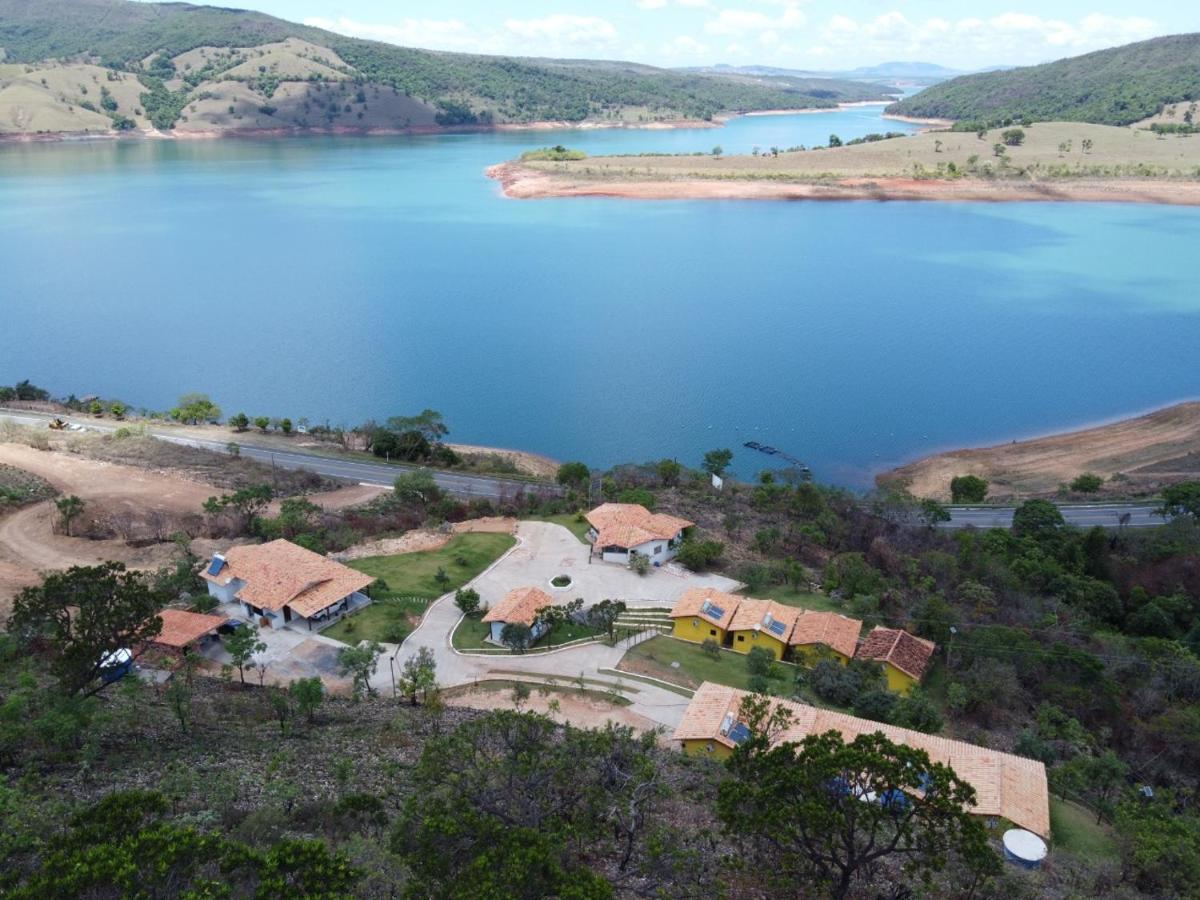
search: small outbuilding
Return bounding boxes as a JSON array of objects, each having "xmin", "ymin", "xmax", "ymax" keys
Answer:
[
  {"xmin": 668, "ymin": 587, "xmax": 741, "ymax": 645},
  {"xmin": 854, "ymin": 626, "xmax": 936, "ymax": 695},
  {"xmin": 482, "ymin": 586, "xmax": 555, "ymax": 644},
  {"xmin": 150, "ymin": 608, "xmax": 228, "ymax": 657},
  {"xmin": 789, "ymin": 610, "xmax": 863, "ymax": 666}
]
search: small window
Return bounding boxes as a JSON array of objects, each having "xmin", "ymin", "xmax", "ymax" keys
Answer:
[
  {"xmin": 654, "ymin": 545, "xmax": 663, "ymax": 554},
  {"xmin": 709, "ymin": 629, "xmax": 716, "ymax": 636},
  {"xmin": 737, "ymin": 634, "xmax": 745, "ymax": 642},
  {"xmin": 692, "ymin": 618, "xmax": 699, "ymax": 627}
]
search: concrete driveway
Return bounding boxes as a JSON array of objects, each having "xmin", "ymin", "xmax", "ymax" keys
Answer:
[{"xmin": 374, "ymin": 521, "xmax": 740, "ymax": 730}]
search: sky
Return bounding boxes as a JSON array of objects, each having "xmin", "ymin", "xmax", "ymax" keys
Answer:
[{"xmin": 157, "ymin": 1, "xmax": 1197, "ymax": 71}]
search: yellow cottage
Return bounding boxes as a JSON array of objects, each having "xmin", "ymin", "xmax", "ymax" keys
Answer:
[
  {"xmin": 854, "ymin": 627, "xmax": 937, "ymax": 695},
  {"xmin": 668, "ymin": 588, "xmax": 740, "ymax": 646},
  {"xmin": 726, "ymin": 598, "xmax": 800, "ymax": 660},
  {"xmin": 788, "ymin": 610, "xmax": 863, "ymax": 667}
]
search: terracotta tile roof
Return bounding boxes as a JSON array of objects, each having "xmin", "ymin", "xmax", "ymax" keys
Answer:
[
  {"xmin": 789, "ymin": 610, "xmax": 864, "ymax": 659},
  {"xmin": 585, "ymin": 503, "xmax": 693, "ymax": 550},
  {"xmin": 153, "ymin": 609, "xmax": 228, "ymax": 648},
  {"xmin": 855, "ymin": 627, "xmax": 937, "ymax": 681},
  {"xmin": 674, "ymin": 683, "xmax": 1050, "ymax": 837},
  {"xmin": 201, "ymin": 539, "xmax": 375, "ymax": 619},
  {"xmin": 668, "ymin": 587, "xmax": 742, "ymax": 631},
  {"xmin": 482, "ymin": 586, "xmax": 555, "ymax": 627},
  {"xmin": 727, "ymin": 597, "xmax": 801, "ymax": 640}
]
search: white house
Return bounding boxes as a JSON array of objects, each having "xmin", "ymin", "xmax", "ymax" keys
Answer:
[
  {"xmin": 482, "ymin": 586, "xmax": 554, "ymax": 644},
  {"xmin": 201, "ymin": 539, "xmax": 375, "ymax": 631},
  {"xmin": 584, "ymin": 503, "xmax": 693, "ymax": 565}
]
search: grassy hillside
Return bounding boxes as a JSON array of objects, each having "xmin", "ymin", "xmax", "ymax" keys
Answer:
[
  {"xmin": 888, "ymin": 33, "xmax": 1200, "ymax": 126},
  {"xmin": 0, "ymin": 0, "xmax": 887, "ymax": 135}
]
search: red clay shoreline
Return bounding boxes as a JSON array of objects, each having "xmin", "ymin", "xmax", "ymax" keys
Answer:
[{"xmin": 486, "ymin": 162, "xmax": 1200, "ymax": 206}]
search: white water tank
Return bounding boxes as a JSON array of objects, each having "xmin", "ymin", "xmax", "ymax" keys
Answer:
[{"xmin": 1002, "ymin": 829, "xmax": 1048, "ymax": 868}]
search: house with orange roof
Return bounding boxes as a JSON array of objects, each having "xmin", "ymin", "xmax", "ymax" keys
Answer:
[
  {"xmin": 482, "ymin": 586, "xmax": 555, "ymax": 644},
  {"xmin": 668, "ymin": 587, "xmax": 740, "ymax": 645},
  {"xmin": 201, "ymin": 539, "xmax": 375, "ymax": 632},
  {"xmin": 673, "ymin": 682, "xmax": 1050, "ymax": 838},
  {"xmin": 727, "ymin": 598, "xmax": 801, "ymax": 660},
  {"xmin": 855, "ymin": 626, "xmax": 937, "ymax": 695},
  {"xmin": 148, "ymin": 608, "xmax": 228, "ymax": 658},
  {"xmin": 789, "ymin": 610, "xmax": 863, "ymax": 666},
  {"xmin": 585, "ymin": 503, "xmax": 693, "ymax": 566}
]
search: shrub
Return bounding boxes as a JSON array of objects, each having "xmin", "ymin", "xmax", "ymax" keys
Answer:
[
  {"xmin": 1070, "ymin": 473, "xmax": 1104, "ymax": 493},
  {"xmin": 701, "ymin": 638, "xmax": 721, "ymax": 660}
]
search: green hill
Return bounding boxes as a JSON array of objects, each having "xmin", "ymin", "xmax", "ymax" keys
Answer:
[
  {"xmin": 0, "ymin": 0, "xmax": 887, "ymax": 135},
  {"xmin": 887, "ymin": 33, "xmax": 1200, "ymax": 126}
]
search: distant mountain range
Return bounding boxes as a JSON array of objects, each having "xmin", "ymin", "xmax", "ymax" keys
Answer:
[
  {"xmin": 0, "ymin": 0, "xmax": 890, "ymax": 137},
  {"xmin": 887, "ymin": 33, "xmax": 1200, "ymax": 126},
  {"xmin": 686, "ymin": 62, "xmax": 979, "ymax": 89}
]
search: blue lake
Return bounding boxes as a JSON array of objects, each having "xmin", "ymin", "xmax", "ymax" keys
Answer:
[{"xmin": 2, "ymin": 106, "xmax": 1198, "ymax": 486}]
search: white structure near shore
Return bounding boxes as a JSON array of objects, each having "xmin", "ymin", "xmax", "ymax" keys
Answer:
[
  {"xmin": 201, "ymin": 539, "xmax": 374, "ymax": 632},
  {"xmin": 585, "ymin": 503, "xmax": 693, "ymax": 565}
]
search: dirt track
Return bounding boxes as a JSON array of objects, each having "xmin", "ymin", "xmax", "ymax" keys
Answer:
[{"xmin": 881, "ymin": 401, "xmax": 1200, "ymax": 500}]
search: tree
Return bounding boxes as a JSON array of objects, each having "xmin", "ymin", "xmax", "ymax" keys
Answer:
[
  {"xmin": 1162, "ymin": 481, "xmax": 1200, "ymax": 520},
  {"xmin": 556, "ymin": 461, "xmax": 590, "ymax": 490},
  {"xmin": 254, "ymin": 415, "xmax": 271, "ymax": 433},
  {"xmin": 454, "ymin": 587, "xmax": 481, "ymax": 616},
  {"xmin": 746, "ymin": 646, "xmax": 775, "ymax": 679},
  {"xmin": 719, "ymin": 729, "xmax": 997, "ymax": 899},
  {"xmin": 586, "ymin": 599, "xmax": 627, "ymax": 643},
  {"xmin": 1002, "ymin": 127, "xmax": 1026, "ymax": 146},
  {"xmin": 393, "ymin": 469, "xmax": 440, "ymax": 506},
  {"xmin": 170, "ymin": 393, "xmax": 221, "ymax": 424},
  {"xmin": 656, "ymin": 458, "xmax": 682, "ymax": 486},
  {"xmin": 1050, "ymin": 750, "xmax": 1128, "ymax": 823},
  {"xmin": 55, "ymin": 495, "xmax": 85, "ymax": 536},
  {"xmin": 338, "ymin": 641, "xmax": 383, "ymax": 700},
  {"xmin": 702, "ymin": 448, "xmax": 733, "ymax": 477},
  {"xmin": 9, "ymin": 563, "xmax": 164, "ymax": 697},
  {"xmin": 1012, "ymin": 498, "xmax": 1065, "ymax": 538},
  {"xmin": 918, "ymin": 498, "xmax": 951, "ymax": 528},
  {"xmin": 1070, "ymin": 473, "xmax": 1104, "ymax": 493},
  {"xmin": 109, "ymin": 402, "xmax": 127, "ymax": 420},
  {"xmin": 225, "ymin": 624, "xmax": 266, "ymax": 687},
  {"xmin": 828, "ymin": 134, "xmax": 843, "ymax": 147},
  {"xmin": 675, "ymin": 538, "xmax": 723, "ymax": 571},
  {"xmin": 500, "ymin": 622, "xmax": 533, "ymax": 653},
  {"xmin": 399, "ymin": 646, "xmax": 438, "ymax": 706},
  {"xmin": 279, "ymin": 417, "xmax": 293, "ymax": 435},
  {"xmin": 289, "ymin": 676, "xmax": 324, "ymax": 724},
  {"xmin": 712, "ymin": 145, "xmax": 723, "ymax": 156},
  {"xmin": 892, "ymin": 690, "xmax": 944, "ymax": 733},
  {"xmin": 203, "ymin": 484, "xmax": 273, "ymax": 535},
  {"xmin": 701, "ymin": 637, "xmax": 721, "ymax": 659},
  {"xmin": 950, "ymin": 475, "xmax": 988, "ymax": 503},
  {"xmin": 228, "ymin": 412, "xmax": 249, "ymax": 432},
  {"xmin": 386, "ymin": 409, "xmax": 448, "ymax": 442}
]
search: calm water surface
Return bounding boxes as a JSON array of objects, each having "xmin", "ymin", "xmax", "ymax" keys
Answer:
[{"xmin": 2, "ymin": 106, "xmax": 1198, "ymax": 485}]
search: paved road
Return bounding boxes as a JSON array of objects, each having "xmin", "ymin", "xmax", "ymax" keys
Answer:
[
  {"xmin": 944, "ymin": 503, "xmax": 1166, "ymax": 530},
  {"xmin": 0, "ymin": 409, "xmax": 560, "ymax": 501}
]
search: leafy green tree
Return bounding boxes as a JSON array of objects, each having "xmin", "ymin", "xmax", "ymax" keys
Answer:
[
  {"xmin": 828, "ymin": 134, "xmax": 843, "ymax": 147},
  {"xmin": 337, "ymin": 641, "xmax": 383, "ymax": 700},
  {"xmin": 224, "ymin": 624, "xmax": 266, "ymax": 687},
  {"xmin": 746, "ymin": 646, "xmax": 776, "ymax": 679},
  {"xmin": 556, "ymin": 461, "xmax": 590, "ymax": 490},
  {"xmin": 1162, "ymin": 481, "xmax": 1200, "ymax": 520},
  {"xmin": 1114, "ymin": 791, "xmax": 1200, "ymax": 896},
  {"xmin": 702, "ymin": 448, "xmax": 733, "ymax": 477},
  {"xmin": 399, "ymin": 646, "xmax": 438, "ymax": 706},
  {"xmin": 109, "ymin": 401, "xmax": 127, "ymax": 420},
  {"xmin": 719, "ymin": 729, "xmax": 998, "ymax": 899},
  {"xmin": 9, "ymin": 563, "xmax": 164, "ymax": 697},
  {"xmin": 1070, "ymin": 473, "xmax": 1104, "ymax": 493},
  {"xmin": 386, "ymin": 409, "xmax": 448, "ymax": 442},
  {"xmin": 586, "ymin": 599, "xmax": 627, "ymax": 642},
  {"xmin": 500, "ymin": 622, "xmax": 533, "ymax": 653},
  {"xmin": 701, "ymin": 637, "xmax": 721, "ymax": 660},
  {"xmin": 170, "ymin": 393, "xmax": 221, "ymax": 424},
  {"xmin": 1050, "ymin": 749, "xmax": 1128, "ymax": 822},
  {"xmin": 949, "ymin": 475, "xmax": 988, "ymax": 503},
  {"xmin": 253, "ymin": 415, "xmax": 271, "ymax": 432},
  {"xmin": 892, "ymin": 690, "xmax": 944, "ymax": 734},
  {"xmin": 393, "ymin": 468, "xmax": 440, "ymax": 506},
  {"xmin": 853, "ymin": 689, "xmax": 897, "ymax": 723},
  {"xmin": 674, "ymin": 538, "xmax": 724, "ymax": 571},
  {"xmin": 203, "ymin": 484, "xmax": 273, "ymax": 535},
  {"xmin": 1002, "ymin": 127, "xmax": 1026, "ymax": 146},
  {"xmin": 289, "ymin": 676, "xmax": 324, "ymax": 724},
  {"xmin": 54, "ymin": 495, "xmax": 85, "ymax": 536},
  {"xmin": 454, "ymin": 587, "xmax": 481, "ymax": 616},
  {"xmin": 1012, "ymin": 499, "xmax": 1066, "ymax": 538},
  {"xmin": 656, "ymin": 458, "xmax": 683, "ymax": 486},
  {"xmin": 918, "ymin": 498, "xmax": 951, "ymax": 528},
  {"xmin": 278, "ymin": 417, "xmax": 293, "ymax": 435}
]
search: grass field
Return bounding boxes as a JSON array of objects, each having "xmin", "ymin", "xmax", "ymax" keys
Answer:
[
  {"xmin": 525, "ymin": 513, "xmax": 591, "ymax": 543},
  {"xmin": 750, "ymin": 585, "xmax": 840, "ymax": 612},
  {"xmin": 1050, "ymin": 797, "xmax": 1118, "ymax": 860},
  {"xmin": 324, "ymin": 533, "xmax": 515, "ymax": 644},
  {"xmin": 452, "ymin": 612, "xmax": 604, "ymax": 652},
  {"xmin": 522, "ymin": 122, "xmax": 1200, "ymax": 183},
  {"xmin": 618, "ymin": 635, "xmax": 797, "ymax": 696}
]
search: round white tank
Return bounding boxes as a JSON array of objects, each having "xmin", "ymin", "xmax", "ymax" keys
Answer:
[{"xmin": 1002, "ymin": 829, "xmax": 1048, "ymax": 868}]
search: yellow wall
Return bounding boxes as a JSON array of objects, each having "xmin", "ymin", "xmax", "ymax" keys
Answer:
[
  {"xmin": 883, "ymin": 663, "xmax": 918, "ymax": 695},
  {"xmin": 681, "ymin": 738, "xmax": 733, "ymax": 760},
  {"xmin": 672, "ymin": 617, "xmax": 726, "ymax": 645},
  {"xmin": 792, "ymin": 643, "xmax": 850, "ymax": 667},
  {"xmin": 729, "ymin": 629, "xmax": 787, "ymax": 660}
]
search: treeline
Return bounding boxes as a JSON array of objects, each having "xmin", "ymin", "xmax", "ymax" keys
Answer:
[{"xmin": 888, "ymin": 32, "xmax": 1200, "ymax": 126}]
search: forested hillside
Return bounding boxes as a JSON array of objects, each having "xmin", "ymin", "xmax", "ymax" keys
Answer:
[
  {"xmin": 0, "ymin": 0, "xmax": 886, "ymax": 136},
  {"xmin": 888, "ymin": 33, "xmax": 1200, "ymax": 126}
]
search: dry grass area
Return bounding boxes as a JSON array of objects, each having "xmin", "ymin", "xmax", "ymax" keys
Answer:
[
  {"xmin": 444, "ymin": 681, "xmax": 661, "ymax": 734},
  {"xmin": 880, "ymin": 401, "xmax": 1200, "ymax": 501},
  {"xmin": 496, "ymin": 122, "xmax": 1200, "ymax": 203}
]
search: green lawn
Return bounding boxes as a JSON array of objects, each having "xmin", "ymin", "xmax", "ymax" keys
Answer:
[
  {"xmin": 524, "ymin": 514, "xmax": 591, "ymax": 543},
  {"xmin": 618, "ymin": 635, "xmax": 797, "ymax": 696},
  {"xmin": 743, "ymin": 584, "xmax": 841, "ymax": 612},
  {"xmin": 452, "ymin": 612, "xmax": 604, "ymax": 652},
  {"xmin": 1051, "ymin": 797, "xmax": 1118, "ymax": 860},
  {"xmin": 348, "ymin": 533, "xmax": 516, "ymax": 598},
  {"xmin": 324, "ymin": 533, "xmax": 515, "ymax": 645}
]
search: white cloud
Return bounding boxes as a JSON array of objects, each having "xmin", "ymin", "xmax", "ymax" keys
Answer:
[
  {"xmin": 303, "ymin": 16, "xmax": 480, "ymax": 53},
  {"xmin": 504, "ymin": 15, "xmax": 619, "ymax": 47},
  {"xmin": 660, "ymin": 35, "xmax": 711, "ymax": 58},
  {"xmin": 705, "ymin": 7, "xmax": 806, "ymax": 37},
  {"xmin": 636, "ymin": 0, "xmax": 668, "ymax": 9}
]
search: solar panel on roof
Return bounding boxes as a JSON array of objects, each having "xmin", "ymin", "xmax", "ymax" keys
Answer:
[
  {"xmin": 701, "ymin": 600, "xmax": 726, "ymax": 621},
  {"xmin": 727, "ymin": 722, "xmax": 752, "ymax": 745},
  {"xmin": 768, "ymin": 619, "xmax": 788, "ymax": 636},
  {"xmin": 207, "ymin": 556, "xmax": 226, "ymax": 576}
]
